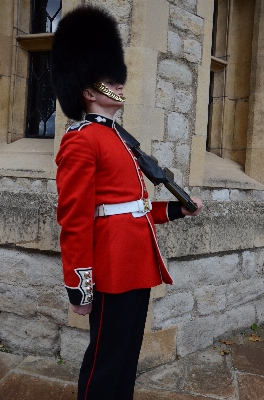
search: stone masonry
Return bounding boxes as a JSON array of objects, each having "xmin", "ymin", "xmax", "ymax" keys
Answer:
[{"xmin": 0, "ymin": 0, "xmax": 264, "ymax": 380}]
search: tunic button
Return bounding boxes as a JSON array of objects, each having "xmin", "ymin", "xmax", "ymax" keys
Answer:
[{"xmin": 143, "ymin": 188, "xmax": 147, "ymax": 192}]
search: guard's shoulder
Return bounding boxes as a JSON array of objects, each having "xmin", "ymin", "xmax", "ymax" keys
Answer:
[{"xmin": 66, "ymin": 120, "xmax": 92, "ymax": 133}]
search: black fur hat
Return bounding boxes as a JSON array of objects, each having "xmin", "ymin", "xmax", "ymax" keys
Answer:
[{"xmin": 50, "ymin": 5, "xmax": 127, "ymax": 120}]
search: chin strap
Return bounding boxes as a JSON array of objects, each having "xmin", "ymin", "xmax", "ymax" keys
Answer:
[{"xmin": 93, "ymin": 82, "xmax": 126, "ymax": 102}]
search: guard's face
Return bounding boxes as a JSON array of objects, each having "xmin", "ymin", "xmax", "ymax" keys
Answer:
[
  {"xmin": 95, "ymin": 79, "xmax": 125, "ymax": 102},
  {"xmin": 83, "ymin": 79, "xmax": 125, "ymax": 116}
]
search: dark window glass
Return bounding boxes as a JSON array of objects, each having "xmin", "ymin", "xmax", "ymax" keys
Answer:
[
  {"xmin": 31, "ymin": 0, "xmax": 62, "ymax": 33},
  {"xmin": 26, "ymin": 52, "xmax": 56, "ymax": 138}
]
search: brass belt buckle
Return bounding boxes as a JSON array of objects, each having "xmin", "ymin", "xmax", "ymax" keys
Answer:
[{"xmin": 143, "ymin": 198, "xmax": 150, "ymax": 212}]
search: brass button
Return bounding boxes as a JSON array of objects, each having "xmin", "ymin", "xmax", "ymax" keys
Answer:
[
  {"xmin": 87, "ymin": 294, "xmax": 93, "ymax": 301},
  {"xmin": 85, "ymin": 279, "xmax": 92, "ymax": 286},
  {"xmin": 84, "ymin": 272, "xmax": 91, "ymax": 279}
]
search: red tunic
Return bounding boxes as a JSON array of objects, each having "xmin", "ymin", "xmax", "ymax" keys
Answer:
[{"xmin": 56, "ymin": 120, "xmax": 173, "ymax": 303}]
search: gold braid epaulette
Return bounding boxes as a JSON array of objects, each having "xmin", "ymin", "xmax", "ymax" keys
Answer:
[{"xmin": 93, "ymin": 82, "xmax": 126, "ymax": 102}]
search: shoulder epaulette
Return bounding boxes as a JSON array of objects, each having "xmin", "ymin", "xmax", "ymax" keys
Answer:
[{"xmin": 66, "ymin": 120, "xmax": 91, "ymax": 133}]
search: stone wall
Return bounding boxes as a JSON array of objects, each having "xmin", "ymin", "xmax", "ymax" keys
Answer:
[{"xmin": 0, "ymin": 0, "xmax": 264, "ymax": 375}]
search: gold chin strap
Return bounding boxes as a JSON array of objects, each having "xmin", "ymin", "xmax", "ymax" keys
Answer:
[{"xmin": 93, "ymin": 82, "xmax": 126, "ymax": 103}]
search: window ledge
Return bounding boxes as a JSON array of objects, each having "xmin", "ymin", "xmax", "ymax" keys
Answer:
[
  {"xmin": 16, "ymin": 33, "xmax": 53, "ymax": 52},
  {"xmin": 203, "ymin": 152, "xmax": 264, "ymax": 190},
  {"xmin": 0, "ymin": 139, "xmax": 55, "ymax": 179}
]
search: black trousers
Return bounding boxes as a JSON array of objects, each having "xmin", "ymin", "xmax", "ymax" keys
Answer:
[{"xmin": 77, "ymin": 288, "xmax": 151, "ymax": 400}]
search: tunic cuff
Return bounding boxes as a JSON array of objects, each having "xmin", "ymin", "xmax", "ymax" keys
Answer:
[{"xmin": 167, "ymin": 201, "xmax": 185, "ymax": 220}]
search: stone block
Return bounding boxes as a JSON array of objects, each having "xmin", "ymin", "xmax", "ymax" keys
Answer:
[
  {"xmin": 156, "ymin": 79, "xmax": 174, "ymax": 110},
  {"xmin": 227, "ymin": 278, "xmax": 264, "ymax": 308},
  {"xmin": 158, "ymin": 59, "xmax": 192, "ymax": 86},
  {"xmin": 16, "ymin": 46, "xmax": 28, "ymax": 79},
  {"xmin": 170, "ymin": 5, "xmax": 203, "ymax": 36},
  {"xmin": 230, "ymin": 189, "xmax": 247, "ymax": 201},
  {"xmin": 60, "ymin": 326, "xmax": 90, "ymax": 365},
  {"xmin": 211, "ymin": 189, "xmax": 230, "ymax": 201},
  {"xmin": 0, "ymin": 372, "xmax": 77, "ymax": 400},
  {"xmin": 87, "ymin": 0, "xmax": 131, "ymax": 21},
  {"xmin": 152, "ymin": 141, "xmax": 174, "ymax": 168},
  {"xmin": 37, "ymin": 291, "xmax": 68, "ymax": 325},
  {"xmin": 124, "ymin": 47, "xmax": 157, "ymax": 107},
  {"xmin": 0, "ymin": 313, "xmax": 60, "ymax": 356},
  {"xmin": 215, "ymin": 304, "xmax": 256, "ymax": 339},
  {"xmin": 18, "ymin": 0, "xmax": 31, "ymax": 33},
  {"xmin": 16, "ymin": 355, "xmax": 80, "ymax": 382},
  {"xmin": 197, "ymin": 0, "xmax": 214, "ymax": 22},
  {"xmin": 153, "ymin": 292, "xmax": 194, "ymax": 329},
  {"xmin": 47, "ymin": 180, "xmax": 57, "ymax": 194},
  {"xmin": 245, "ymin": 148, "xmax": 264, "ymax": 186},
  {"xmin": 0, "ymin": 353, "xmax": 23, "ymax": 380},
  {"xmin": 0, "ymin": 34, "xmax": 13, "ymax": 76},
  {"xmin": 242, "ymin": 250, "xmax": 256, "ymax": 279},
  {"xmin": 252, "ymin": 190, "xmax": 264, "ymax": 201},
  {"xmin": 167, "ymin": 112, "xmax": 189, "ymax": 142},
  {"xmin": 0, "ymin": 192, "xmax": 39, "ymax": 247},
  {"xmin": 130, "ymin": 0, "xmax": 169, "ymax": 52},
  {"xmin": 168, "ymin": 254, "xmax": 240, "ymax": 291},
  {"xmin": 233, "ymin": 344, "xmax": 264, "ymax": 375},
  {"xmin": 0, "ymin": 1, "xmax": 14, "ymax": 36},
  {"xmin": 138, "ymin": 327, "xmax": 176, "ymax": 372},
  {"xmin": 168, "ymin": 30, "xmax": 183, "ymax": 57},
  {"xmin": 136, "ymin": 358, "xmax": 185, "ymax": 392},
  {"xmin": 174, "ymin": 89, "xmax": 193, "ymax": 114},
  {"xmin": 195, "ymin": 285, "xmax": 226, "ymax": 316},
  {"xmin": 194, "ymin": 65, "xmax": 211, "ymax": 136},
  {"xmin": 0, "ymin": 283, "xmax": 37, "ymax": 317},
  {"xmin": 0, "ymin": 247, "xmax": 63, "ymax": 290},
  {"xmin": 175, "ymin": 143, "xmax": 190, "ymax": 168},
  {"xmin": 177, "ymin": 315, "xmax": 215, "ymax": 356},
  {"xmin": 38, "ymin": 198, "xmax": 60, "ymax": 252},
  {"xmin": 237, "ymin": 373, "xmax": 264, "ymax": 400},
  {"xmin": 0, "ymin": 75, "xmax": 11, "ymax": 142},
  {"xmin": 183, "ymin": 361, "xmax": 234, "ymax": 398},
  {"xmin": 189, "ymin": 135, "xmax": 206, "ymax": 186},
  {"xmin": 12, "ymin": 75, "xmax": 27, "ymax": 140},
  {"xmin": 255, "ymin": 297, "xmax": 264, "ymax": 325},
  {"xmin": 210, "ymin": 202, "xmax": 258, "ymax": 253},
  {"xmin": 123, "ymin": 105, "xmax": 165, "ymax": 144},
  {"xmin": 170, "ymin": 0, "xmax": 196, "ymax": 13},
  {"xmin": 202, "ymin": 18, "xmax": 213, "ymax": 68},
  {"xmin": 184, "ymin": 39, "xmax": 202, "ymax": 63},
  {"xmin": 118, "ymin": 23, "xmax": 130, "ymax": 47}
]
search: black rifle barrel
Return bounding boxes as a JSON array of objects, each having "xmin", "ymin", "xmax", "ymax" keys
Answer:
[{"xmin": 115, "ymin": 123, "xmax": 198, "ymax": 213}]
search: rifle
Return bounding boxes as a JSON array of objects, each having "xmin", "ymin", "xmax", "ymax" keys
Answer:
[{"xmin": 115, "ymin": 123, "xmax": 198, "ymax": 213}]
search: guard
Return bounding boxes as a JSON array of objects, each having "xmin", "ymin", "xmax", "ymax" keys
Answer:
[{"xmin": 51, "ymin": 5, "xmax": 202, "ymax": 400}]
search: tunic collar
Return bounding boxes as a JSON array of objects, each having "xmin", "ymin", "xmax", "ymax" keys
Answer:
[{"xmin": 85, "ymin": 113, "xmax": 115, "ymax": 129}]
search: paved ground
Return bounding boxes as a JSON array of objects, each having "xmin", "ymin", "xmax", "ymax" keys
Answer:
[{"xmin": 1, "ymin": 328, "xmax": 264, "ymax": 400}]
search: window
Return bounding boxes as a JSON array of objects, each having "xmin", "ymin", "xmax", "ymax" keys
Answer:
[
  {"xmin": 207, "ymin": 0, "xmax": 256, "ymax": 168},
  {"xmin": 22, "ymin": 0, "xmax": 62, "ymax": 138}
]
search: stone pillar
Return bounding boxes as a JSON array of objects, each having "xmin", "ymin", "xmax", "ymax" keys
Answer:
[
  {"xmin": 189, "ymin": 0, "xmax": 214, "ymax": 186},
  {"xmin": 245, "ymin": 0, "xmax": 264, "ymax": 184},
  {"xmin": 0, "ymin": 1, "xmax": 14, "ymax": 142},
  {"xmin": 123, "ymin": 0, "xmax": 169, "ymax": 196}
]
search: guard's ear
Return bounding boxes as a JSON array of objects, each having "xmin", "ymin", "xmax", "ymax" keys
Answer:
[{"xmin": 83, "ymin": 88, "xmax": 97, "ymax": 102}]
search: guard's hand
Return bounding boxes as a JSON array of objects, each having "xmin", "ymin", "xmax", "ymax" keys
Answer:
[
  {"xmin": 71, "ymin": 303, "xmax": 93, "ymax": 315},
  {"xmin": 181, "ymin": 196, "xmax": 203, "ymax": 217}
]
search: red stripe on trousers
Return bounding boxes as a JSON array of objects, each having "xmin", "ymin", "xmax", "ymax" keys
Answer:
[{"xmin": 84, "ymin": 294, "xmax": 105, "ymax": 399}]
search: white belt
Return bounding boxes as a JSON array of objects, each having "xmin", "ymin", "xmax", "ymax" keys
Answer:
[{"xmin": 95, "ymin": 199, "xmax": 152, "ymax": 218}]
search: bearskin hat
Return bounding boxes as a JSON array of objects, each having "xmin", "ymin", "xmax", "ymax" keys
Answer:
[{"xmin": 50, "ymin": 5, "xmax": 127, "ymax": 120}]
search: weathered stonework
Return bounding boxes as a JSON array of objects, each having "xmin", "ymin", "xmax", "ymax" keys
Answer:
[{"xmin": 0, "ymin": 0, "xmax": 264, "ymax": 375}]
